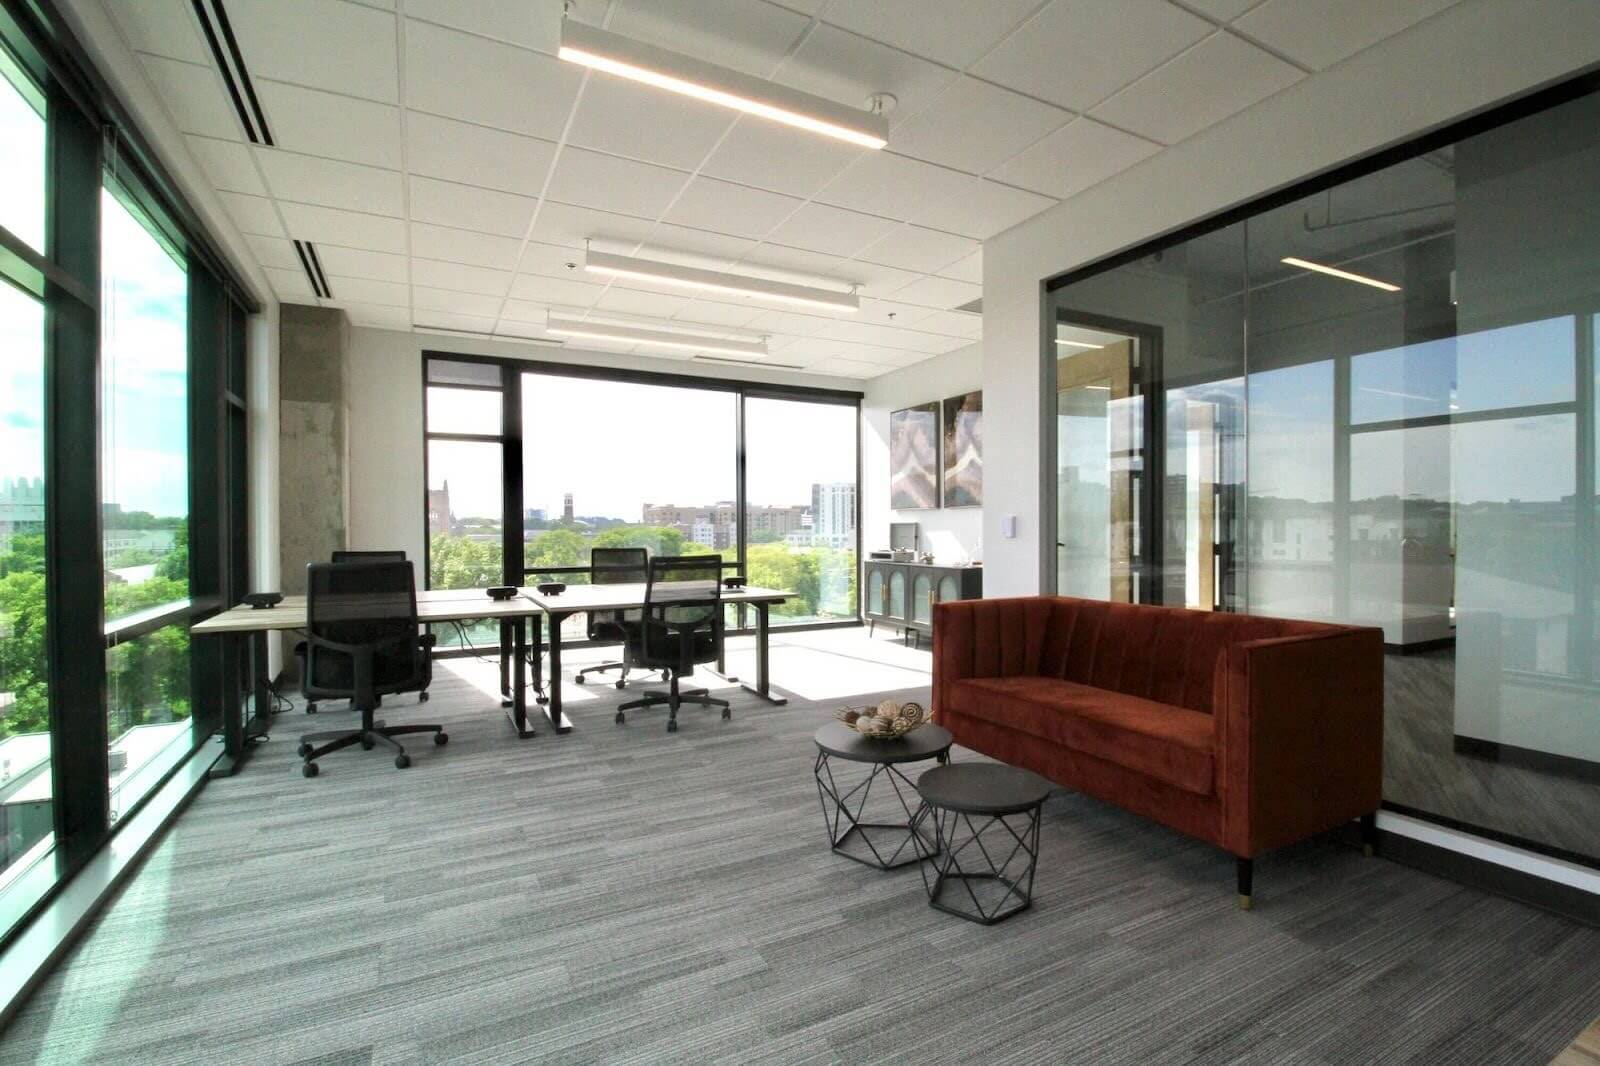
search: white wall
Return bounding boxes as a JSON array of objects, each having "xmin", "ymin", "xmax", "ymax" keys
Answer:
[
  {"xmin": 982, "ymin": 0, "xmax": 1600, "ymax": 598},
  {"xmin": 346, "ymin": 326, "xmax": 869, "ymax": 577},
  {"xmin": 861, "ymin": 343, "xmax": 983, "ymax": 563}
]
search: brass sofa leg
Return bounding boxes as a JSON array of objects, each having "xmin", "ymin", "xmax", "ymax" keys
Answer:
[
  {"xmin": 1236, "ymin": 857, "xmax": 1253, "ymax": 910},
  {"xmin": 1361, "ymin": 811, "xmax": 1378, "ymax": 857}
]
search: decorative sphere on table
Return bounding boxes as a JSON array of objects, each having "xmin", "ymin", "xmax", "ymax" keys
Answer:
[{"xmin": 834, "ymin": 699, "xmax": 928, "ymax": 738}]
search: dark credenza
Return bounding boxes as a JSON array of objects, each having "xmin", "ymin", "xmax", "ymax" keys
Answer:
[{"xmin": 863, "ymin": 561, "xmax": 982, "ymax": 647}]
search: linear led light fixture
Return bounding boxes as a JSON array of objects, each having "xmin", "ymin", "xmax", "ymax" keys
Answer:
[
  {"xmin": 1281, "ymin": 256, "xmax": 1401, "ymax": 292},
  {"xmin": 1055, "ymin": 339, "xmax": 1102, "ymax": 349},
  {"xmin": 585, "ymin": 248, "xmax": 858, "ymax": 314},
  {"xmin": 559, "ymin": 21, "xmax": 888, "ymax": 150},
  {"xmin": 545, "ymin": 313, "xmax": 767, "ymax": 358}
]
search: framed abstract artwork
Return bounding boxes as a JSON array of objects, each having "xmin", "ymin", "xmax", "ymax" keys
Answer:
[
  {"xmin": 890, "ymin": 402, "xmax": 939, "ymax": 509},
  {"xmin": 942, "ymin": 390, "xmax": 982, "ymax": 507}
]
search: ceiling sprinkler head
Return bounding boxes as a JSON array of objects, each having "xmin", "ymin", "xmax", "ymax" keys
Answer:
[{"xmin": 866, "ymin": 92, "xmax": 898, "ymax": 116}]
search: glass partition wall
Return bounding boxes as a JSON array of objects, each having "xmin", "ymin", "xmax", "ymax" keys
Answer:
[
  {"xmin": 422, "ymin": 355, "xmax": 861, "ymax": 644},
  {"xmin": 1045, "ymin": 83, "xmax": 1600, "ymax": 867}
]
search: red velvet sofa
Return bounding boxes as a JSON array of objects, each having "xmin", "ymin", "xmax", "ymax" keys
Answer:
[{"xmin": 933, "ymin": 596, "xmax": 1384, "ymax": 906}]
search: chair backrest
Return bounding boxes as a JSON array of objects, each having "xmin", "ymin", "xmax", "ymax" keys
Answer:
[
  {"xmin": 304, "ymin": 560, "xmax": 421, "ymax": 698},
  {"xmin": 640, "ymin": 554, "xmax": 723, "ymax": 666},
  {"xmin": 332, "ymin": 549, "xmax": 407, "ymax": 563},
  {"xmin": 587, "ymin": 546, "xmax": 648, "ymax": 638}
]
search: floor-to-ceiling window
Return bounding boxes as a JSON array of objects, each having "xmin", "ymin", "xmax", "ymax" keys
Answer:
[{"xmin": 1045, "ymin": 81, "xmax": 1600, "ymax": 867}]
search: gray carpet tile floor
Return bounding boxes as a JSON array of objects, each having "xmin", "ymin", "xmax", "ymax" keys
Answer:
[{"xmin": 3, "ymin": 629, "xmax": 1599, "ymax": 1065}]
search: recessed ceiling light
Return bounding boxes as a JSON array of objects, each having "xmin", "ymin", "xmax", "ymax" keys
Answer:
[
  {"xmin": 545, "ymin": 313, "xmax": 767, "ymax": 358},
  {"xmin": 584, "ymin": 249, "xmax": 858, "ymax": 313},
  {"xmin": 1055, "ymin": 339, "xmax": 1101, "ymax": 349},
  {"xmin": 558, "ymin": 21, "xmax": 888, "ymax": 150},
  {"xmin": 1281, "ymin": 256, "xmax": 1401, "ymax": 292}
]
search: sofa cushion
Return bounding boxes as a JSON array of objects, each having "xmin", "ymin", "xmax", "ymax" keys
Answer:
[{"xmin": 946, "ymin": 676, "xmax": 1216, "ymax": 796}]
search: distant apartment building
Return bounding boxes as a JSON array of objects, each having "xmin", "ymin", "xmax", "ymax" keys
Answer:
[
  {"xmin": 0, "ymin": 477, "xmax": 44, "ymax": 554},
  {"xmin": 810, "ymin": 482, "xmax": 856, "ymax": 548},
  {"xmin": 428, "ymin": 481, "xmax": 453, "ymax": 536},
  {"xmin": 645, "ymin": 500, "xmax": 807, "ymax": 548},
  {"xmin": 562, "ymin": 493, "xmax": 574, "ymax": 521}
]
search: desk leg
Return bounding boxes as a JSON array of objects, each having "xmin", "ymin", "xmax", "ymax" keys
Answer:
[
  {"xmin": 531, "ymin": 613, "xmax": 548, "ymax": 705},
  {"xmin": 541, "ymin": 611, "xmax": 574, "ymax": 734},
  {"xmin": 505, "ymin": 617, "xmax": 536, "ymax": 738},
  {"xmin": 740, "ymin": 603, "xmax": 787, "ymax": 706},
  {"xmin": 498, "ymin": 620, "xmax": 512, "ymax": 706},
  {"xmin": 211, "ymin": 630, "xmax": 269, "ymax": 778}
]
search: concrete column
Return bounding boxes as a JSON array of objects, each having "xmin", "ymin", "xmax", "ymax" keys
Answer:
[{"xmin": 278, "ymin": 304, "xmax": 348, "ymax": 596}]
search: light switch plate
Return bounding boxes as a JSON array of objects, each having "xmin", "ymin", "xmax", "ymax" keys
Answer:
[{"xmin": 1000, "ymin": 514, "xmax": 1017, "ymax": 538}]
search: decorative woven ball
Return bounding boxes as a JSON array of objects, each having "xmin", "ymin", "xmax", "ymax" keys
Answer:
[{"xmin": 834, "ymin": 699, "xmax": 928, "ymax": 739}]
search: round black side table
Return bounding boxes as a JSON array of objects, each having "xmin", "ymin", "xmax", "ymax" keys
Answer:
[
  {"xmin": 813, "ymin": 722, "xmax": 953, "ymax": 870},
  {"xmin": 913, "ymin": 763, "xmax": 1051, "ymax": 924}
]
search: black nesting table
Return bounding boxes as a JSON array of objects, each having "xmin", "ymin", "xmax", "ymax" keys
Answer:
[
  {"xmin": 913, "ymin": 763, "xmax": 1051, "ymax": 924},
  {"xmin": 813, "ymin": 722, "xmax": 953, "ymax": 870}
]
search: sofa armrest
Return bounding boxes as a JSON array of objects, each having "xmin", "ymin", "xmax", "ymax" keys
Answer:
[
  {"xmin": 1216, "ymin": 626, "xmax": 1384, "ymax": 856},
  {"xmin": 932, "ymin": 597, "xmax": 1053, "ymax": 722}
]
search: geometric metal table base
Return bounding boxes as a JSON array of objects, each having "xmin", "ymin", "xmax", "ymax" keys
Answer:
[
  {"xmin": 815, "ymin": 751, "xmax": 945, "ymax": 870},
  {"xmin": 913, "ymin": 802, "xmax": 1042, "ymax": 924}
]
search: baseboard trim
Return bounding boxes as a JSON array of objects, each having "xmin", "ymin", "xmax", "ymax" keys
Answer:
[
  {"xmin": 0, "ymin": 737, "xmax": 221, "ymax": 1032},
  {"xmin": 1377, "ymin": 811, "xmax": 1600, "ymax": 926}
]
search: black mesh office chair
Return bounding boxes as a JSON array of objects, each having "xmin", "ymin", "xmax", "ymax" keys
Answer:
[
  {"xmin": 616, "ymin": 555, "xmax": 728, "ymax": 733},
  {"xmin": 575, "ymin": 547, "xmax": 652, "ymax": 688},
  {"xmin": 297, "ymin": 560, "xmax": 446, "ymax": 777},
  {"xmin": 299, "ymin": 550, "xmax": 431, "ymax": 713}
]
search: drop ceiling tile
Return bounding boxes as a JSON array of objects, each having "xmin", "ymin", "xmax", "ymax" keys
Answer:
[
  {"xmin": 493, "ymin": 319, "xmax": 555, "ymax": 341},
  {"xmin": 217, "ymin": 191, "xmax": 284, "ymax": 237},
  {"xmin": 566, "ymin": 75, "xmax": 735, "ymax": 172},
  {"xmin": 413, "ymin": 285, "xmax": 503, "ymax": 317},
  {"xmin": 414, "ymin": 311, "xmax": 500, "ymax": 334},
  {"xmin": 990, "ymin": 116, "xmax": 1161, "ymax": 198},
  {"xmin": 245, "ymin": 234, "xmax": 302, "ymax": 271},
  {"xmin": 278, "ymin": 201, "xmax": 407, "ymax": 253},
  {"xmin": 314, "ymin": 245, "xmax": 410, "ymax": 283},
  {"xmin": 937, "ymin": 249, "xmax": 982, "ymax": 284},
  {"xmin": 226, "ymin": 0, "xmax": 398, "ymax": 102},
  {"xmin": 904, "ymin": 175, "xmax": 1056, "ymax": 240},
  {"xmin": 830, "ymin": 258, "xmax": 920, "ymax": 297},
  {"xmin": 410, "ymin": 222, "xmax": 524, "ymax": 270},
  {"xmin": 812, "ymin": 320, "xmax": 944, "ymax": 351},
  {"xmin": 605, "ymin": 0, "xmax": 813, "ymax": 77},
  {"xmin": 111, "ymin": 0, "xmax": 210, "ymax": 64},
  {"xmin": 186, "ymin": 136, "xmax": 265, "ymax": 196},
  {"xmin": 508, "ymin": 274, "xmax": 609, "ymax": 306},
  {"xmin": 519, "ymin": 241, "xmax": 587, "ymax": 279},
  {"xmin": 764, "ymin": 202, "xmax": 899, "ymax": 259},
  {"xmin": 662, "ymin": 177, "xmax": 802, "ymax": 240},
  {"xmin": 530, "ymin": 201, "xmax": 658, "ymax": 248},
  {"xmin": 801, "ymin": 356, "xmax": 892, "ymax": 378},
  {"xmin": 411, "ymin": 258, "xmax": 513, "ymax": 296},
  {"xmin": 595, "ymin": 286, "xmax": 692, "ymax": 318},
  {"xmin": 1091, "ymin": 32, "xmax": 1303, "ymax": 145},
  {"xmin": 856, "ymin": 298, "xmax": 936, "ymax": 328},
  {"xmin": 780, "ymin": 24, "xmax": 960, "ymax": 130},
  {"xmin": 972, "ymin": 0, "xmax": 1212, "ymax": 111},
  {"xmin": 674, "ymin": 300, "xmax": 764, "ymax": 327},
  {"xmin": 544, "ymin": 147, "xmax": 691, "ymax": 219},
  {"xmin": 743, "ymin": 309, "xmax": 833, "ymax": 336},
  {"xmin": 1185, "ymin": 0, "xmax": 1266, "ymax": 18},
  {"xmin": 816, "ymin": 152, "xmax": 962, "ymax": 221},
  {"xmin": 409, "ymin": 175, "xmax": 537, "ymax": 238},
  {"xmin": 336, "ymin": 301, "xmax": 412, "ymax": 330},
  {"xmin": 634, "ymin": 225, "xmax": 755, "ymax": 267},
  {"xmin": 857, "ymin": 225, "xmax": 976, "ymax": 274},
  {"xmin": 915, "ymin": 309, "xmax": 983, "ymax": 338},
  {"xmin": 255, "ymin": 79, "xmax": 402, "ymax": 169},
  {"xmin": 892, "ymin": 274, "xmax": 983, "ymax": 310},
  {"xmin": 140, "ymin": 56, "xmax": 242, "ymax": 140},
  {"xmin": 1233, "ymin": 0, "xmax": 1457, "ymax": 70},
  {"xmin": 254, "ymin": 149, "xmax": 404, "ymax": 216},
  {"xmin": 736, "ymin": 243, "xmax": 847, "ymax": 282},
  {"xmin": 405, "ymin": 21, "xmax": 581, "ymax": 139},
  {"xmin": 700, "ymin": 115, "xmax": 866, "ymax": 199},
  {"xmin": 403, "ymin": 0, "xmax": 561, "ymax": 53},
  {"xmin": 820, "ymin": 0, "xmax": 1041, "ymax": 69},
  {"xmin": 405, "ymin": 112, "xmax": 556, "ymax": 197},
  {"xmin": 264, "ymin": 265, "xmax": 317, "ymax": 300},
  {"xmin": 891, "ymin": 77, "xmax": 1071, "ymax": 176},
  {"xmin": 322, "ymin": 276, "xmax": 409, "ymax": 307}
]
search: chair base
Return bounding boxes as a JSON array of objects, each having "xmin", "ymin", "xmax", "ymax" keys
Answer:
[
  {"xmin": 300, "ymin": 707, "xmax": 446, "ymax": 775},
  {"xmin": 575, "ymin": 660, "xmax": 669, "ymax": 689},
  {"xmin": 616, "ymin": 677, "xmax": 730, "ymax": 733}
]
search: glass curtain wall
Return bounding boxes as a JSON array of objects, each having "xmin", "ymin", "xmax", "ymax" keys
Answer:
[
  {"xmin": 1046, "ymin": 85, "xmax": 1600, "ymax": 866},
  {"xmin": 425, "ymin": 359, "xmax": 506, "ymax": 648}
]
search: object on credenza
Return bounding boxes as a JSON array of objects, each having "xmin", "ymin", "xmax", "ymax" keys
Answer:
[
  {"xmin": 243, "ymin": 592, "xmax": 284, "ymax": 609},
  {"xmin": 868, "ymin": 550, "xmax": 893, "ymax": 561},
  {"xmin": 919, "ymin": 551, "xmax": 935, "ymax": 565},
  {"xmin": 942, "ymin": 390, "xmax": 982, "ymax": 508},
  {"xmin": 722, "ymin": 575, "xmax": 747, "ymax": 589},
  {"xmin": 889, "ymin": 522, "xmax": 918, "ymax": 550},
  {"xmin": 536, "ymin": 582, "xmax": 566, "ymax": 596},
  {"xmin": 890, "ymin": 403, "xmax": 939, "ymax": 509},
  {"xmin": 486, "ymin": 586, "xmax": 517, "ymax": 601},
  {"xmin": 835, "ymin": 699, "xmax": 928, "ymax": 739}
]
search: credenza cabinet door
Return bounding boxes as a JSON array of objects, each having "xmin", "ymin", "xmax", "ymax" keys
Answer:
[
  {"xmin": 938, "ymin": 574, "xmax": 960, "ymax": 604},
  {"xmin": 912, "ymin": 573, "xmax": 934, "ymax": 624},
  {"xmin": 866, "ymin": 567, "xmax": 885, "ymax": 617},
  {"xmin": 887, "ymin": 570, "xmax": 906, "ymax": 620}
]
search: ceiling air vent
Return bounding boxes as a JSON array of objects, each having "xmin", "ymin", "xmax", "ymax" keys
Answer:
[
  {"xmin": 292, "ymin": 240, "xmax": 330, "ymax": 299},
  {"xmin": 190, "ymin": 0, "xmax": 274, "ymax": 145},
  {"xmin": 692, "ymin": 355, "xmax": 803, "ymax": 370}
]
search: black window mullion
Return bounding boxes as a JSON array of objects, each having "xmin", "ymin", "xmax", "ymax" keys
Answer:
[
  {"xmin": 44, "ymin": 88, "xmax": 109, "ymax": 846},
  {"xmin": 500, "ymin": 363, "xmax": 522, "ymax": 587}
]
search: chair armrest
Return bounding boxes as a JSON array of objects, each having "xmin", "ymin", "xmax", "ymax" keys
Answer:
[
  {"xmin": 1216, "ymin": 626, "xmax": 1384, "ymax": 856},
  {"xmin": 418, "ymin": 633, "xmax": 438, "ymax": 648}
]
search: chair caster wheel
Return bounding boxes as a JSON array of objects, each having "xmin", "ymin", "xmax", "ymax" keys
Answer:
[
  {"xmin": 306, "ymin": 703, "xmax": 318, "ymax": 715},
  {"xmin": 302, "ymin": 762, "xmax": 319, "ymax": 777},
  {"xmin": 395, "ymin": 754, "xmax": 411, "ymax": 769},
  {"xmin": 615, "ymin": 680, "xmax": 626, "ymax": 690},
  {"xmin": 361, "ymin": 737, "xmax": 376, "ymax": 750},
  {"xmin": 575, "ymin": 675, "xmax": 587, "ymax": 685},
  {"xmin": 667, "ymin": 720, "xmax": 678, "ymax": 734},
  {"xmin": 434, "ymin": 732, "xmax": 448, "ymax": 746},
  {"xmin": 419, "ymin": 691, "xmax": 430, "ymax": 703},
  {"xmin": 721, "ymin": 709, "xmax": 731, "ymax": 721},
  {"xmin": 614, "ymin": 712, "xmax": 626, "ymax": 724},
  {"xmin": 297, "ymin": 742, "xmax": 312, "ymax": 757}
]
